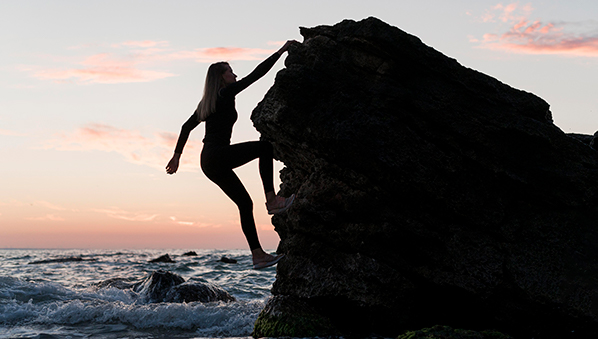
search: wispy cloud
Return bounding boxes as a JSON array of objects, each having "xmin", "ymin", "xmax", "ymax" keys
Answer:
[
  {"xmin": 42, "ymin": 123, "xmax": 201, "ymax": 170},
  {"xmin": 472, "ymin": 3, "xmax": 598, "ymax": 57},
  {"xmin": 0, "ymin": 128, "xmax": 27, "ymax": 136},
  {"xmin": 25, "ymin": 214, "xmax": 65, "ymax": 221},
  {"xmin": 93, "ymin": 207, "xmax": 159, "ymax": 222},
  {"xmin": 169, "ymin": 216, "xmax": 220, "ymax": 228},
  {"xmin": 159, "ymin": 47, "xmax": 276, "ymax": 63},
  {"xmin": 34, "ymin": 201, "xmax": 69, "ymax": 211},
  {"xmin": 33, "ymin": 52, "xmax": 175, "ymax": 84},
  {"xmin": 26, "ymin": 40, "xmax": 276, "ymax": 84}
]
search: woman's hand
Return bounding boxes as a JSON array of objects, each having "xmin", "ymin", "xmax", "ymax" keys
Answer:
[
  {"xmin": 166, "ymin": 154, "xmax": 181, "ymax": 174},
  {"xmin": 277, "ymin": 40, "xmax": 299, "ymax": 55}
]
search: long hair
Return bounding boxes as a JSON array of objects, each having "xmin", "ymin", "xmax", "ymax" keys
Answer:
[{"xmin": 196, "ymin": 62, "xmax": 229, "ymax": 122}]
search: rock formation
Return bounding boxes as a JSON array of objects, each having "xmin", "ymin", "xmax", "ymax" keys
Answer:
[
  {"xmin": 251, "ymin": 17, "xmax": 598, "ymax": 338},
  {"xmin": 96, "ymin": 270, "xmax": 235, "ymax": 303}
]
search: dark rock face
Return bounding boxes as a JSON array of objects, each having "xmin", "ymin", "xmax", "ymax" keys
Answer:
[
  {"xmin": 96, "ymin": 270, "xmax": 235, "ymax": 304},
  {"xmin": 251, "ymin": 17, "xmax": 598, "ymax": 338}
]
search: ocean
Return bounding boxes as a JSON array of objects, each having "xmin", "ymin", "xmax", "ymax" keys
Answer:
[{"xmin": 0, "ymin": 249, "xmax": 278, "ymax": 339}]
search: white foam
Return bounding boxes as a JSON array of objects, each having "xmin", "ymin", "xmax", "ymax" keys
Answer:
[{"xmin": 0, "ymin": 277, "xmax": 266, "ymax": 337}]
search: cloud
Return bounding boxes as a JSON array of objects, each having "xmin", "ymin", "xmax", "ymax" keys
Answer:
[
  {"xmin": 169, "ymin": 216, "xmax": 219, "ymax": 228},
  {"xmin": 162, "ymin": 47, "xmax": 275, "ymax": 63},
  {"xmin": 43, "ymin": 123, "xmax": 202, "ymax": 170},
  {"xmin": 27, "ymin": 40, "xmax": 276, "ymax": 84},
  {"xmin": 0, "ymin": 128, "xmax": 27, "ymax": 136},
  {"xmin": 33, "ymin": 52, "xmax": 176, "ymax": 84},
  {"xmin": 25, "ymin": 214, "xmax": 65, "ymax": 221},
  {"xmin": 34, "ymin": 201, "xmax": 69, "ymax": 211},
  {"xmin": 93, "ymin": 207, "xmax": 158, "ymax": 222},
  {"xmin": 473, "ymin": 3, "xmax": 598, "ymax": 57}
]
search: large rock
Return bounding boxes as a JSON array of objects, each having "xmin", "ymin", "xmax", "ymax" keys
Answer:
[
  {"xmin": 97, "ymin": 270, "xmax": 235, "ymax": 303},
  {"xmin": 251, "ymin": 17, "xmax": 598, "ymax": 338}
]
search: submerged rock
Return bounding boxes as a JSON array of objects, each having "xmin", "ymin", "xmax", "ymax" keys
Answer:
[
  {"xmin": 251, "ymin": 17, "xmax": 598, "ymax": 338},
  {"xmin": 165, "ymin": 281, "xmax": 236, "ymax": 303},
  {"xmin": 96, "ymin": 270, "xmax": 235, "ymax": 303},
  {"xmin": 134, "ymin": 270, "xmax": 185, "ymax": 302},
  {"xmin": 149, "ymin": 254, "xmax": 175, "ymax": 263},
  {"xmin": 182, "ymin": 251, "xmax": 198, "ymax": 256},
  {"xmin": 218, "ymin": 256, "xmax": 238, "ymax": 264}
]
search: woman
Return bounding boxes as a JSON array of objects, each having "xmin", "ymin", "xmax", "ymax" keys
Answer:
[{"xmin": 166, "ymin": 40, "xmax": 297, "ymax": 270}]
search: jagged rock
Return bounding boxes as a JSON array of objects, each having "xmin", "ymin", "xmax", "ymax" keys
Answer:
[
  {"xmin": 251, "ymin": 17, "xmax": 598, "ymax": 338},
  {"xmin": 94, "ymin": 277, "xmax": 137, "ymax": 290},
  {"xmin": 165, "ymin": 282, "xmax": 236, "ymax": 303},
  {"xmin": 218, "ymin": 256, "xmax": 237, "ymax": 264},
  {"xmin": 182, "ymin": 251, "xmax": 198, "ymax": 256},
  {"xmin": 134, "ymin": 270, "xmax": 185, "ymax": 302},
  {"xmin": 98, "ymin": 270, "xmax": 235, "ymax": 303},
  {"xmin": 149, "ymin": 254, "xmax": 175, "ymax": 263}
]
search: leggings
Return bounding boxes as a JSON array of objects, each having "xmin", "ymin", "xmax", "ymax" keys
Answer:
[{"xmin": 200, "ymin": 140, "xmax": 274, "ymax": 250}]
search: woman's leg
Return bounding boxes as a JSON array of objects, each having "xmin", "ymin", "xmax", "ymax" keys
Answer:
[
  {"xmin": 202, "ymin": 167, "xmax": 262, "ymax": 251},
  {"xmin": 220, "ymin": 140, "xmax": 275, "ymax": 195},
  {"xmin": 202, "ymin": 162, "xmax": 284, "ymax": 267}
]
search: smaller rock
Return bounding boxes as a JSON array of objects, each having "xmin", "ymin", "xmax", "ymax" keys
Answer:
[
  {"xmin": 218, "ymin": 256, "xmax": 237, "ymax": 264},
  {"xmin": 149, "ymin": 254, "xmax": 175, "ymax": 263},
  {"xmin": 182, "ymin": 251, "xmax": 198, "ymax": 256}
]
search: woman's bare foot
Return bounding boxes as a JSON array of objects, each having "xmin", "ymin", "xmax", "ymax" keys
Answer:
[
  {"xmin": 266, "ymin": 194, "xmax": 295, "ymax": 215},
  {"xmin": 252, "ymin": 248, "xmax": 285, "ymax": 270}
]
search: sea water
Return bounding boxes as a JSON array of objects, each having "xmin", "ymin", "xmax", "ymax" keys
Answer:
[{"xmin": 0, "ymin": 249, "xmax": 277, "ymax": 339}]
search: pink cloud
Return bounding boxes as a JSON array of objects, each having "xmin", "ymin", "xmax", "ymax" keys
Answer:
[
  {"xmin": 43, "ymin": 123, "xmax": 202, "ymax": 170},
  {"xmin": 29, "ymin": 41, "xmax": 276, "ymax": 84},
  {"xmin": 34, "ymin": 52, "xmax": 175, "ymax": 84},
  {"xmin": 0, "ymin": 128, "xmax": 27, "ymax": 136},
  {"xmin": 92, "ymin": 207, "xmax": 158, "ymax": 222},
  {"xmin": 163, "ymin": 47, "xmax": 275, "ymax": 63},
  {"xmin": 25, "ymin": 214, "xmax": 65, "ymax": 221},
  {"xmin": 473, "ymin": 3, "xmax": 598, "ymax": 57}
]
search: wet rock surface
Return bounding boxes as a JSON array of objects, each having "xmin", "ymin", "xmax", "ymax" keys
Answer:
[
  {"xmin": 96, "ymin": 270, "xmax": 235, "ymax": 303},
  {"xmin": 149, "ymin": 254, "xmax": 175, "ymax": 263},
  {"xmin": 251, "ymin": 17, "xmax": 598, "ymax": 338}
]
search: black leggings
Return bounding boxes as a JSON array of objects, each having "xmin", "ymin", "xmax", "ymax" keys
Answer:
[{"xmin": 200, "ymin": 140, "xmax": 275, "ymax": 250}]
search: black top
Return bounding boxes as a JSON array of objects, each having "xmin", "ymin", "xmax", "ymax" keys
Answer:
[{"xmin": 173, "ymin": 52, "xmax": 281, "ymax": 154}]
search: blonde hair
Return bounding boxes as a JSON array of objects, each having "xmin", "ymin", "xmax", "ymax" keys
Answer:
[{"xmin": 196, "ymin": 62, "xmax": 229, "ymax": 122}]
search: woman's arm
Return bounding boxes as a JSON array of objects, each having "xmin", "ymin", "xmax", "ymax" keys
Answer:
[
  {"xmin": 221, "ymin": 40, "xmax": 298, "ymax": 97},
  {"xmin": 166, "ymin": 113, "xmax": 200, "ymax": 174}
]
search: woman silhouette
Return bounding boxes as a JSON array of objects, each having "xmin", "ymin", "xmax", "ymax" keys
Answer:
[{"xmin": 166, "ymin": 40, "xmax": 297, "ymax": 269}]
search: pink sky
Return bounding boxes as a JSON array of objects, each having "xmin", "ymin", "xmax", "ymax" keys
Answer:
[{"xmin": 2, "ymin": 1, "xmax": 597, "ymax": 250}]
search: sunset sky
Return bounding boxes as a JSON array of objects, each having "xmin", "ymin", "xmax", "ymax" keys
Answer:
[{"xmin": 1, "ymin": 0, "xmax": 597, "ymax": 249}]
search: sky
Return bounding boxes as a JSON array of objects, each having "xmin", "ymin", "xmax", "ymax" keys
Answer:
[{"xmin": 1, "ymin": 0, "xmax": 597, "ymax": 250}]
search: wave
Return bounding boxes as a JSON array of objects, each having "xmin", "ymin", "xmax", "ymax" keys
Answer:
[{"xmin": 0, "ymin": 275, "xmax": 265, "ymax": 337}]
